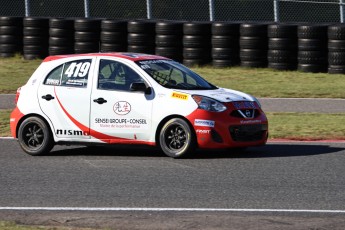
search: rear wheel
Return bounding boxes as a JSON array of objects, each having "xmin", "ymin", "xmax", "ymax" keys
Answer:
[
  {"xmin": 159, "ymin": 118, "xmax": 195, "ymax": 158},
  {"xmin": 18, "ymin": 116, "xmax": 54, "ymax": 156}
]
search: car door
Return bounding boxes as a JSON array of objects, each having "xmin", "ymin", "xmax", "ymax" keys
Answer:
[
  {"xmin": 38, "ymin": 57, "xmax": 95, "ymax": 139},
  {"xmin": 89, "ymin": 58, "xmax": 153, "ymax": 143}
]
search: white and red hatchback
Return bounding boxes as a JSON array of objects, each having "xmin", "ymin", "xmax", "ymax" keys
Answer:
[{"xmin": 10, "ymin": 53, "xmax": 268, "ymax": 158}]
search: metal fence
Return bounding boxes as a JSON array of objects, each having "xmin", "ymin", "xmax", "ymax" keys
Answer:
[{"xmin": 1, "ymin": 0, "xmax": 345, "ymax": 23}]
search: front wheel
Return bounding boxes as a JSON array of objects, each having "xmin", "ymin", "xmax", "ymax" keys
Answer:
[
  {"xmin": 159, "ymin": 118, "xmax": 196, "ymax": 158},
  {"xmin": 18, "ymin": 116, "xmax": 54, "ymax": 156}
]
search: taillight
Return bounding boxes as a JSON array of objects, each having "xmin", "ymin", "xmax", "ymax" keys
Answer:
[{"xmin": 15, "ymin": 87, "xmax": 21, "ymax": 104}]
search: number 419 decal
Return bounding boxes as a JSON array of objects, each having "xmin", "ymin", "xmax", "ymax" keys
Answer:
[{"xmin": 65, "ymin": 62, "xmax": 91, "ymax": 78}]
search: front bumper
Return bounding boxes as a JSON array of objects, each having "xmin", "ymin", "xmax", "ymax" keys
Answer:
[{"xmin": 187, "ymin": 102, "xmax": 268, "ymax": 149}]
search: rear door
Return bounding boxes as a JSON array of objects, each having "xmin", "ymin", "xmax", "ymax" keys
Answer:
[{"xmin": 38, "ymin": 57, "xmax": 95, "ymax": 139}]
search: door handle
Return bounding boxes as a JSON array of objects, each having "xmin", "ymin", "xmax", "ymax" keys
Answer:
[
  {"xmin": 93, "ymin": 97, "xmax": 107, "ymax": 104},
  {"xmin": 42, "ymin": 94, "xmax": 55, "ymax": 101}
]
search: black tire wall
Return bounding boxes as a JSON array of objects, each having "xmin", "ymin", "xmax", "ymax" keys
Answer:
[
  {"xmin": 23, "ymin": 17, "xmax": 49, "ymax": 60},
  {"xmin": 0, "ymin": 16, "xmax": 23, "ymax": 57},
  {"xmin": 0, "ymin": 17, "xmax": 343, "ymax": 74}
]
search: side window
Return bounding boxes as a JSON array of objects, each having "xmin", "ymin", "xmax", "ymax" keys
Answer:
[
  {"xmin": 98, "ymin": 59, "xmax": 144, "ymax": 91},
  {"xmin": 44, "ymin": 65, "xmax": 63, "ymax": 86},
  {"xmin": 44, "ymin": 59, "xmax": 91, "ymax": 88}
]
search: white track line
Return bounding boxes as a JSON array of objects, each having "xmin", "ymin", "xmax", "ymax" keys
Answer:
[{"xmin": 0, "ymin": 207, "xmax": 345, "ymax": 213}]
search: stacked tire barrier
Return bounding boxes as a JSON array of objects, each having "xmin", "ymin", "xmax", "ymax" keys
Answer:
[
  {"xmin": 127, "ymin": 20, "xmax": 155, "ymax": 54},
  {"xmin": 23, "ymin": 17, "xmax": 49, "ymax": 60},
  {"xmin": 211, "ymin": 22, "xmax": 240, "ymax": 67},
  {"xmin": 328, "ymin": 24, "xmax": 345, "ymax": 74},
  {"xmin": 155, "ymin": 21, "xmax": 183, "ymax": 62},
  {"xmin": 2, "ymin": 16, "xmax": 345, "ymax": 75},
  {"xmin": 183, "ymin": 22, "xmax": 212, "ymax": 66},
  {"xmin": 297, "ymin": 25, "xmax": 328, "ymax": 73},
  {"xmin": 240, "ymin": 23, "xmax": 268, "ymax": 68},
  {"xmin": 100, "ymin": 20, "xmax": 127, "ymax": 52},
  {"xmin": 49, "ymin": 18, "xmax": 74, "ymax": 55},
  {"xmin": 0, "ymin": 17, "xmax": 23, "ymax": 57},
  {"xmin": 268, "ymin": 24, "xmax": 298, "ymax": 70},
  {"xmin": 74, "ymin": 19, "xmax": 101, "ymax": 54}
]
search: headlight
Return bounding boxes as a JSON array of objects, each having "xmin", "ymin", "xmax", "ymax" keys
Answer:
[{"xmin": 192, "ymin": 95, "xmax": 227, "ymax": 112}]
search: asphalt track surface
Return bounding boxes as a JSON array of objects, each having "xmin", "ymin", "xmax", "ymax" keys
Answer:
[
  {"xmin": 1, "ymin": 139, "xmax": 345, "ymax": 229},
  {"xmin": 1, "ymin": 94, "xmax": 345, "ymax": 229}
]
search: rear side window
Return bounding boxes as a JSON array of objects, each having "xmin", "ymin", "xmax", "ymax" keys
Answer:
[{"xmin": 44, "ymin": 59, "xmax": 91, "ymax": 88}]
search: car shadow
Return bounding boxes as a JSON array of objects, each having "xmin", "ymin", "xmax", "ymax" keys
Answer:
[{"xmin": 48, "ymin": 143, "xmax": 345, "ymax": 159}]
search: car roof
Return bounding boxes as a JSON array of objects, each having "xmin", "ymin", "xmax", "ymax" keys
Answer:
[{"xmin": 43, "ymin": 52, "xmax": 170, "ymax": 62}]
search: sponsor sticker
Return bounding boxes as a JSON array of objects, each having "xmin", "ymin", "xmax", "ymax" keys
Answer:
[
  {"xmin": 233, "ymin": 101, "xmax": 256, "ymax": 110},
  {"xmin": 171, "ymin": 92, "xmax": 188, "ymax": 100},
  {"xmin": 94, "ymin": 118, "xmax": 147, "ymax": 129},
  {"xmin": 113, "ymin": 101, "xmax": 131, "ymax": 115},
  {"xmin": 194, "ymin": 119, "xmax": 215, "ymax": 128},
  {"xmin": 196, "ymin": 129, "xmax": 211, "ymax": 134}
]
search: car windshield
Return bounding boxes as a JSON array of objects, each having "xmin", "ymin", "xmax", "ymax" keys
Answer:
[{"xmin": 135, "ymin": 59, "xmax": 217, "ymax": 90}]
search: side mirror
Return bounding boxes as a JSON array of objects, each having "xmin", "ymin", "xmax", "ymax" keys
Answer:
[{"xmin": 130, "ymin": 82, "xmax": 152, "ymax": 94}]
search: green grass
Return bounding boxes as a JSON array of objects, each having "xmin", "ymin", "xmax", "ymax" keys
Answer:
[
  {"xmin": 1, "ymin": 109, "xmax": 344, "ymax": 140},
  {"xmin": 267, "ymin": 112, "xmax": 345, "ymax": 140},
  {"xmin": 194, "ymin": 66, "xmax": 345, "ymax": 98},
  {"xmin": 0, "ymin": 55, "xmax": 41, "ymax": 94},
  {"xmin": 0, "ymin": 221, "xmax": 95, "ymax": 230},
  {"xmin": 1, "ymin": 56, "xmax": 345, "ymax": 98},
  {"xmin": 0, "ymin": 109, "xmax": 11, "ymax": 137}
]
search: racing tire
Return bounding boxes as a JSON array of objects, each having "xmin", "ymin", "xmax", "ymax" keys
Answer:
[
  {"xmin": 298, "ymin": 63, "xmax": 327, "ymax": 73},
  {"xmin": 127, "ymin": 20, "xmax": 155, "ymax": 34},
  {"xmin": 269, "ymin": 38, "xmax": 297, "ymax": 50},
  {"xmin": 328, "ymin": 24, "xmax": 345, "ymax": 40},
  {"xmin": 25, "ymin": 27, "xmax": 48, "ymax": 36},
  {"xmin": 49, "ymin": 18, "xmax": 74, "ymax": 30},
  {"xmin": 328, "ymin": 52, "xmax": 345, "ymax": 65},
  {"xmin": 156, "ymin": 34, "xmax": 182, "ymax": 47},
  {"xmin": 183, "ymin": 59, "xmax": 209, "ymax": 66},
  {"xmin": 240, "ymin": 36, "xmax": 267, "ymax": 49},
  {"xmin": 212, "ymin": 22, "xmax": 240, "ymax": 36},
  {"xmin": 298, "ymin": 38, "xmax": 327, "ymax": 51},
  {"xmin": 18, "ymin": 116, "xmax": 54, "ymax": 156},
  {"xmin": 297, "ymin": 25, "xmax": 327, "ymax": 39},
  {"xmin": 100, "ymin": 43, "xmax": 127, "ymax": 52},
  {"xmin": 328, "ymin": 65, "xmax": 345, "ymax": 74},
  {"xmin": 0, "ymin": 26, "xmax": 22, "ymax": 35},
  {"xmin": 74, "ymin": 19, "xmax": 101, "ymax": 32},
  {"xmin": 213, "ymin": 59, "xmax": 239, "ymax": 67},
  {"xmin": 156, "ymin": 21, "xmax": 183, "ymax": 35},
  {"xmin": 268, "ymin": 24, "xmax": 297, "ymax": 38},
  {"xmin": 101, "ymin": 20, "xmax": 127, "ymax": 32},
  {"xmin": 23, "ymin": 17, "xmax": 49, "ymax": 28},
  {"xmin": 159, "ymin": 118, "xmax": 196, "ymax": 158},
  {"xmin": 240, "ymin": 23, "xmax": 268, "ymax": 37},
  {"xmin": 241, "ymin": 60, "xmax": 267, "ymax": 68},
  {"xmin": 268, "ymin": 62, "xmax": 297, "ymax": 70},
  {"xmin": 183, "ymin": 22, "xmax": 211, "ymax": 35},
  {"xmin": 212, "ymin": 35, "xmax": 238, "ymax": 48},
  {"xmin": 0, "ymin": 16, "xmax": 23, "ymax": 27},
  {"xmin": 328, "ymin": 39, "xmax": 345, "ymax": 51},
  {"xmin": 183, "ymin": 35, "xmax": 210, "ymax": 48}
]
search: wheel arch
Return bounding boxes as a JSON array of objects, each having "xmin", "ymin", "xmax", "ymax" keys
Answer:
[
  {"xmin": 155, "ymin": 114, "xmax": 197, "ymax": 147},
  {"xmin": 15, "ymin": 113, "xmax": 54, "ymax": 139}
]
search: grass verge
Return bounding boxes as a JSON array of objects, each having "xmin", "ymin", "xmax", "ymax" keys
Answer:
[
  {"xmin": 0, "ymin": 221, "xmax": 94, "ymax": 230},
  {"xmin": 1, "ymin": 110, "xmax": 344, "ymax": 140},
  {"xmin": 267, "ymin": 112, "xmax": 345, "ymax": 140},
  {"xmin": 1, "ymin": 56, "xmax": 345, "ymax": 98},
  {"xmin": 0, "ymin": 109, "xmax": 11, "ymax": 137}
]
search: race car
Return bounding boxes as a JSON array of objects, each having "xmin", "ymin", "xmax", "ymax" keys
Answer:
[{"xmin": 10, "ymin": 53, "xmax": 268, "ymax": 158}]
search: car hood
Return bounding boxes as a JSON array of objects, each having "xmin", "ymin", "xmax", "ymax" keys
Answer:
[{"xmin": 176, "ymin": 88, "xmax": 255, "ymax": 103}]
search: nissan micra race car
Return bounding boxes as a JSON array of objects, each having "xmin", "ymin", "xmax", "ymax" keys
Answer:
[{"xmin": 10, "ymin": 53, "xmax": 268, "ymax": 158}]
